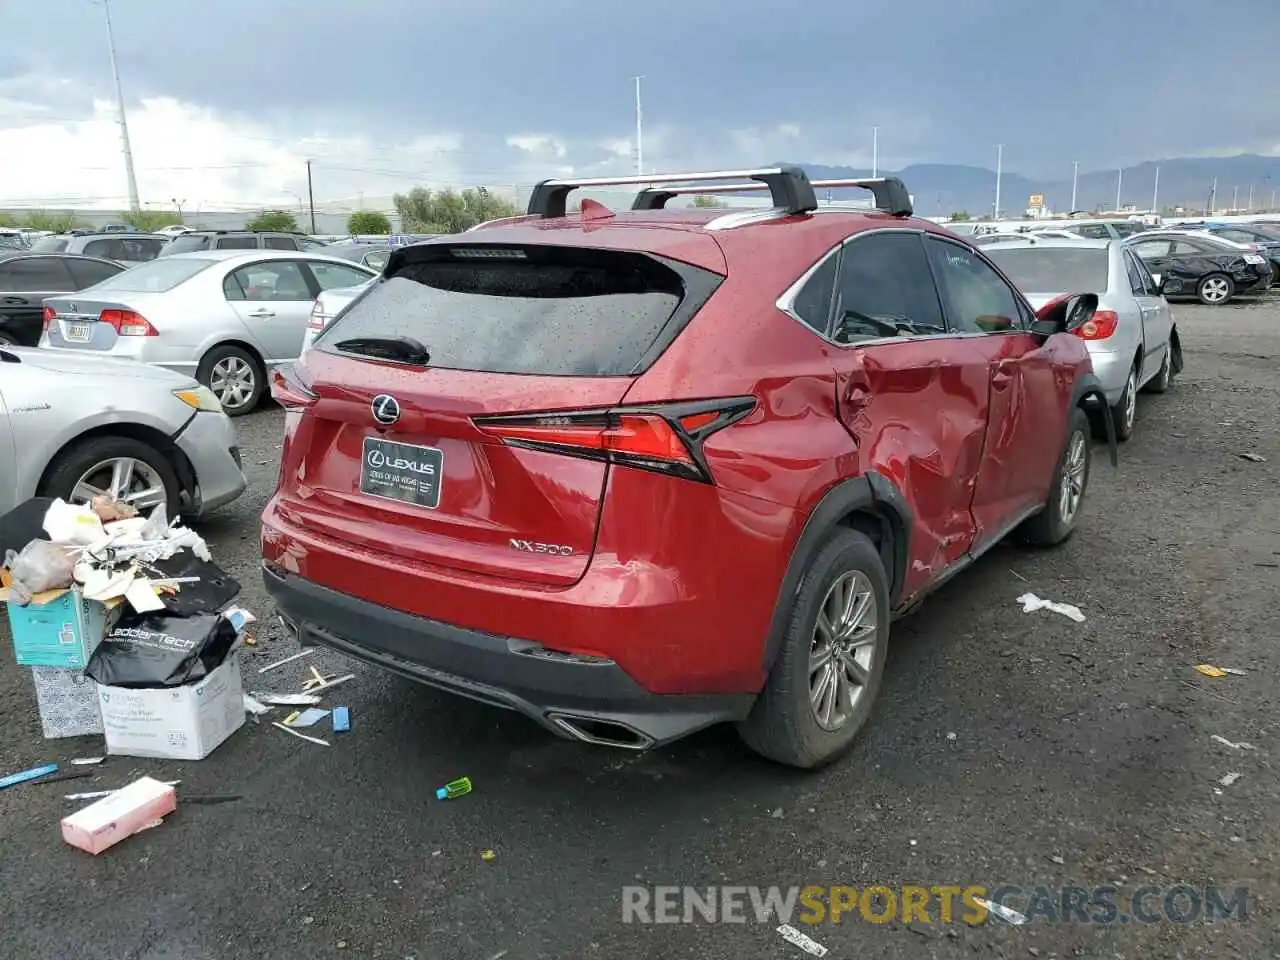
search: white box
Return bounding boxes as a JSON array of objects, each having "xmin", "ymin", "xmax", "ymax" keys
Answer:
[
  {"xmin": 97, "ymin": 654, "xmax": 245, "ymax": 761},
  {"xmin": 31, "ymin": 667, "xmax": 103, "ymax": 739}
]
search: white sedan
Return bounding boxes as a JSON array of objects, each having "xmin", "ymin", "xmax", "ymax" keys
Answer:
[{"xmin": 39, "ymin": 250, "xmax": 379, "ymax": 416}]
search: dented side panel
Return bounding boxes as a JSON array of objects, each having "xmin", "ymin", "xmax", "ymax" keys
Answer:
[{"xmin": 832, "ymin": 339, "xmax": 992, "ymax": 598}]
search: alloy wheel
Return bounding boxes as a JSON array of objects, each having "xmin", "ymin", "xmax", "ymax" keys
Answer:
[
  {"xmin": 1122, "ymin": 371, "xmax": 1137, "ymax": 430},
  {"xmin": 210, "ymin": 356, "xmax": 257, "ymax": 411},
  {"xmin": 809, "ymin": 570, "xmax": 878, "ymax": 731},
  {"xmin": 71, "ymin": 457, "xmax": 168, "ymax": 511},
  {"xmin": 1200, "ymin": 277, "xmax": 1230, "ymax": 304},
  {"xmin": 1058, "ymin": 431, "xmax": 1087, "ymax": 525}
]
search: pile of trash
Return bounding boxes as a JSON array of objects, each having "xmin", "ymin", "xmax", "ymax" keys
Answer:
[{"xmin": 0, "ymin": 496, "xmax": 250, "ymax": 757}]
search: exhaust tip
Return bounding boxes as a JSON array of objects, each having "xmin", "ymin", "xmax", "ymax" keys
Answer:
[{"xmin": 548, "ymin": 713, "xmax": 655, "ymax": 751}]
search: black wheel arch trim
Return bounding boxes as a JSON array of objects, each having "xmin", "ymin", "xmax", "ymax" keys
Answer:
[
  {"xmin": 1071, "ymin": 372, "xmax": 1118, "ymax": 466},
  {"xmin": 760, "ymin": 471, "xmax": 913, "ymax": 675}
]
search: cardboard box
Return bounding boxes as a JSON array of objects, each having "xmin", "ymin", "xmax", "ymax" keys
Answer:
[
  {"xmin": 61, "ymin": 776, "xmax": 177, "ymax": 855},
  {"xmin": 1, "ymin": 586, "xmax": 118, "ymax": 669},
  {"xmin": 31, "ymin": 667, "xmax": 103, "ymax": 738},
  {"xmin": 98, "ymin": 654, "xmax": 245, "ymax": 761}
]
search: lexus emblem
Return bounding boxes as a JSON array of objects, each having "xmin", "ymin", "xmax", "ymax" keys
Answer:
[{"xmin": 371, "ymin": 394, "xmax": 401, "ymax": 425}]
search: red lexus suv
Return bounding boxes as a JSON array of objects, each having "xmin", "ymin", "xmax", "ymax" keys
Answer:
[{"xmin": 262, "ymin": 165, "xmax": 1114, "ymax": 768}]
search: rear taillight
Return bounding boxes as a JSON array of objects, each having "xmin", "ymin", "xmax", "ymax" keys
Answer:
[
  {"xmin": 270, "ymin": 364, "xmax": 317, "ymax": 409},
  {"xmin": 1074, "ymin": 310, "xmax": 1119, "ymax": 341},
  {"xmin": 100, "ymin": 309, "xmax": 157, "ymax": 337},
  {"xmin": 308, "ymin": 300, "xmax": 329, "ymax": 331},
  {"xmin": 473, "ymin": 398, "xmax": 756, "ymax": 484},
  {"xmin": 42, "ymin": 305, "xmax": 55, "ymax": 330}
]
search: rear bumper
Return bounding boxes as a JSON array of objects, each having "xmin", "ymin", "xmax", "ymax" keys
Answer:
[
  {"xmin": 1084, "ymin": 349, "xmax": 1129, "ymax": 404},
  {"xmin": 262, "ymin": 563, "xmax": 752, "ymax": 748}
]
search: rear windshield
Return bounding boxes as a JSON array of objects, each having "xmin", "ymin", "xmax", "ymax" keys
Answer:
[
  {"xmin": 985, "ymin": 247, "xmax": 1111, "ymax": 294},
  {"xmin": 161, "ymin": 234, "xmax": 211, "ymax": 255},
  {"xmin": 317, "ymin": 244, "xmax": 715, "ymax": 376},
  {"xmin": 84, "ymin": 257, "xmax": 216, "ymax": 293},
  {"xmin": 30, "ymin": 236, "xmax": 69, "ymax": 253}
]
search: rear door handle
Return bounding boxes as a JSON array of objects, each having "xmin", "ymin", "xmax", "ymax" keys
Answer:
[{"xmin": 247, "ymin": 309, "xmax": 275, "ymax": 319}]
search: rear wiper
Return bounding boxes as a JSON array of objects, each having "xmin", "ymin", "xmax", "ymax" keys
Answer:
[{"xmin": 333, "ymin": 336, "xmax": 431, "ymax": 366}]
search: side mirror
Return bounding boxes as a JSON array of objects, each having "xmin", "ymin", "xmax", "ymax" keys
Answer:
[{"xmin": 1031, "ymin": 292, "xmax": 1099, "ymax": 338}]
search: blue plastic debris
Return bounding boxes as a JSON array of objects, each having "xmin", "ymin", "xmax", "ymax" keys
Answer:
[
  {"xmin": 332, "ymin": 706, "xmax": 350, "ymax": 733},
  {"xmin": 0, "ymin": 763, "xmax": 58, "ymax": 791}
]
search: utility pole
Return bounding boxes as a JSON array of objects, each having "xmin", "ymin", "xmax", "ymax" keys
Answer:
[
  {"xmin": 1115, "ymin": 168, "xmax": 1123, "ymax": 212},
  {"xmin": 1247, "ymin": 184, "xmax": 1253, "ymax": 211},
  {"xmin": 1152, "ymin": 166, "xmax": 1160, "ymax": 213},
  {"xmin": 633, "ymin": 76, "xmax": 644, "ymax": 177},
  {"xmin": 100, "ymin": 0, "xmax": 140, "ymax": 212},
  {"xmin": 1208, "ymin": 177, "xmax": 1217, "ymax": 215},
  {"xmin": 1071, "ymin": 160, "xmax": 1079, "ymax": 212},
  {"xmin": 305, "ymin": 160, "xmax": 317, "ymax": 233},
  {"xmin": 1232, "ymin": 185, "xmax": 1239, "ymax": 211},
  {"xmin": 993, "ymin": 144, "xmax": 1003, "ymax": 220},
  {"xmin": 872, "ymin": 126, "xmax": 879, "ymax": 178}
]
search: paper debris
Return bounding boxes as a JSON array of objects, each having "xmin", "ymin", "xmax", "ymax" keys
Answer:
[
  {"xmin": 974, "ymin": 896, "xmax": 1029, "ymax": 925},
  {"xmin": 1218, "ymin": 771, "xmax": 1242, "ymax": 788},
  {"xmin": 71, "ymin": 757, "xmax": 106, "ymax": 766},
  {"xmin": 124, "ymin": 578, "xmax": 166, "ymax": 613},
  {"xmin": 1211, "ymin": 735, "xmax": 1257, "ymax": 751},
  {"xmin": 1195, "ymin": 664, "xmax": 1227, "ymax": 678},
  {"xmin": 257, "ymin": 649, "xmax": 314, "ymax": 674},
  {"xmin": 243, "ymin": 694, "xmax": 272, "ymax": 716},
  {"xmin": 776, "ymin": 923, "xmax": 829, "ymax": 957},
  {"xmin": 285, "ymin": 708, "xmax": 330, "ymax": 728},
  {"xmin": 1221, "ymin": 667, "xmax": 1248, "ymax": 676},
  {"xmin": 1017, "ymin": 592, "xmax": 1085, "ymax": 623}
]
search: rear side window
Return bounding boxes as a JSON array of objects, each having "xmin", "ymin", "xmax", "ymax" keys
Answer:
[
  {"xmin": 164, "ymin": 235, "xmax": 210, "ymax": 254},
  {"xmin": 1111, "ymin": 222, "xmax": 1146, "ymax": 237},
  {"xmin": 82, "ymin": 238, "xmax": 120, "ymax": 259},
  {"xmin": 0, "ymin": 257, "xmax": 75, "ymax": 291},
  {"xmin": 318, "ymin": 244, "xmax": 720, "ymax": 376},
  {"xmin": 263, "ymin": 236, "xmax": 297, "ymax": 250},
  {"xmin": 66, "ymin": 258, "xmax": 125, "ymax": 289},
  {"xmin": 832, "ymin": 232, "xmax": 945, "ymax": 342},
  {"xmin": 790, "ymin": 253, "xmax": 837, "ymax": 333},
  {"xmin": 216, "ymin": 235, "xmax": 260, "ymax": 250}
]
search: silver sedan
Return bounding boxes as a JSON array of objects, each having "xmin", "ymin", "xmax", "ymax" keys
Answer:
[
  {"xmin": 0, "ymin": 344, "xmax": 246, "ymax": 518},
  {"xmin": 39, "ymin": 250, "xmax": 378, "ymax": 416},
  {"xmin": 985, "ymin": 237, "xmax": 1183, "ymax": 441}
]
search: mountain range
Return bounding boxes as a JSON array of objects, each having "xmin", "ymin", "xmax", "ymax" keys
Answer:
[{"xmin": 781, "ymin": 154, "xmax": 1280, "ymax": 219}]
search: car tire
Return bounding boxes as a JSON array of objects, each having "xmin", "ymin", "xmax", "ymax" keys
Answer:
[
  {"xmin": 737, "ymin": 529, "xmax": 891, "ymax": 770},
  {"xmin": 198, "ymin": 344, "xmax": 264, "ymax": 417},
  {"xmin": 1144, "ymin": 344, "xmax": 1174, "ymax": 394},
  {"xmin": 1019, "ymin": 405, "xmax": 1092, "ymax": 547},
  {"xmin": 1110, "ymin": 365, "xmax": 1138, "ymax": 442},
  {"xmin": 39, "ymin": 435, "xmax": 182, "ymax": 519},
  {"xmin": 1196, "ymin": 273, "xmax": 1233, "ymax": 306}
]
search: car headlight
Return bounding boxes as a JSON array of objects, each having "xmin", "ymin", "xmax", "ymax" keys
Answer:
[{"xmin": 174, "ymin": 385, "xmax": 224, "ymax": 413}]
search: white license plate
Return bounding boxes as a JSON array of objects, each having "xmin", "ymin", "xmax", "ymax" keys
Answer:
[{"xmin": 63, "ymin": 321, "xmax": 92, "ymax": 342}]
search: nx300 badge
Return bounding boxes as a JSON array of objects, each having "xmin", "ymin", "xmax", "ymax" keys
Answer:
[{"xmin": 510, "ymin": 539, "xmax": 574, "ymax": 556}]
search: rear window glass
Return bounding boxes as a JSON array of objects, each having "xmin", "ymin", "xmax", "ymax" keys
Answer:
[
  {"xmin": 85, "ymin": 257, "xmax": 216, "ymax": 293},
  {"xmin": 985, "ymin": 247, "xmax": 1111, "ymax": 294},
  {"xmin": 163, "ymin": 235, "xmax": 210, "ymax": 254},
  {"xmin": 318, "ymin": 245, "xmax": 708, "ymax": 376}
]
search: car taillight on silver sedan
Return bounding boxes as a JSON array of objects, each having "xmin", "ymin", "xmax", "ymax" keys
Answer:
[{"xmin": 308, "ymin": 299, "xmax": 330, "ymax": 331}]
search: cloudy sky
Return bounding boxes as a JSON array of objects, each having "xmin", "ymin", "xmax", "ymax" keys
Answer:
[{"xmin": 2, "ymin": 0, "xmax": 1278, "ymax": 211}]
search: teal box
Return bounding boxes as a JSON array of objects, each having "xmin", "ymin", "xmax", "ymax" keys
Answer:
[{"xmin": 5, "ymin": 588, "xmax": 111, "ymax": 669}]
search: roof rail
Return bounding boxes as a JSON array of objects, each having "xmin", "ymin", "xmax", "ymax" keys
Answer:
[
  {"xmin": 632, "ymin": 176, "xmax": 913, "ymax": 217},
  {"xmin": 527, "ymin": 164, "xmax": 818, "ymax": 219}
]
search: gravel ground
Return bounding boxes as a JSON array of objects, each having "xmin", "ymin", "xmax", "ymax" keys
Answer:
[{"xmin": 1, "ymin": 299, "xmax": 1277, "ymax": 960}]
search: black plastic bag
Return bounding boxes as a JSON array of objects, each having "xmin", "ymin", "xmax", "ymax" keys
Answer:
[{"xmin": 84, "ymin": 611, "xmax": 238, "ymax": 689}]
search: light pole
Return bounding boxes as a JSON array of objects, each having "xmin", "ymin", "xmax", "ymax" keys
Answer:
[
  {"xmin": 1232, "ymin": 185, "xmax": 1239, "ymax": 211},
  {"xmin": 993, "ymin": 144, "xmax": 1003, "ymax": 220},
  {"xmin": 1071, "ymin": 160, "xmax": 1079, "ymax": 212},
  {"xmin": 1247, "ymin": 184, "xmax": 1254, "ymax": 211},
  {"xmin": 97, "ymin": 0, "xmax": 140, "ymax": 213},
  {"xmin": 170, "ymin": 197, "xmax": 185, "ymax": 221},
  {"xmin": 872, "ymin": 126, "xmax": 879, "ymax": 178},
  {"xmin": 633, "ymin": 76, "xmax": 644, "ymax": 177},
  {"xmin": 1152, "ymin": 166, "xmax": 1160, "ymax": 213},
  {"xmin": 1115, "ymin": 168, "xmax": 1123, "ymax": 212}
]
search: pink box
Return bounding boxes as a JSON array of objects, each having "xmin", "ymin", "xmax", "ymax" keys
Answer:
[{"xmin": 61, "ymin": 776, "xmax": 177, "ymax": 855}]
